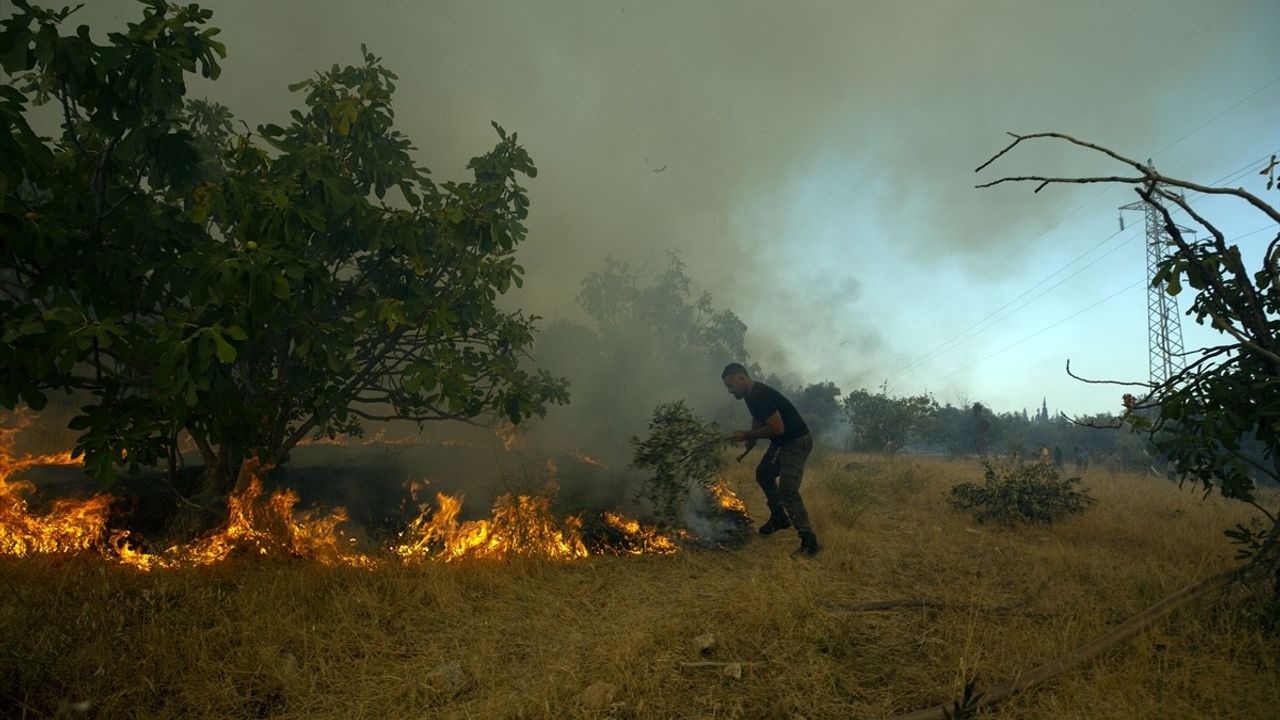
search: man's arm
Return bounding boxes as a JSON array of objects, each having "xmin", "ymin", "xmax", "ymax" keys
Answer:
[
  {"xmin": 730, "ymin": 412, "xmax": 785, "ymax": 442},
  {"xmin": 744, "ymin": 417, "xmax": 764, "ymax": 449}
]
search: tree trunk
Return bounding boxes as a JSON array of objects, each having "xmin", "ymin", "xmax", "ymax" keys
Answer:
[{"xmin": 185, "ymin": 429, "xmax": 239, "ymax": 501}]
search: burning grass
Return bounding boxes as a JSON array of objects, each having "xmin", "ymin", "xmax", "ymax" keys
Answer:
[
  {"xmin": 0, "ymin": 418, "xmax": 107, "ymax": 557},
  {"xmin": 0, "ymin": 414, "xmax": 746, "ymax": 569},
  {"xmin": 1, "ymin": 450, "xmax": 1277, "ymax": 719}
]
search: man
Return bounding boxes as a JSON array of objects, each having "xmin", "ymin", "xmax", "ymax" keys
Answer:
[
  {"xmin": 721, "ymin": 363, "xmax": 819, "ymax": 557},
  {"xmin": 1073, "ymin": 446, "xmax": 1090, "ymax": 474}
]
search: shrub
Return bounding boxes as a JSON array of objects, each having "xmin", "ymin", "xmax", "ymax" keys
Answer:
[
  {"xmin": 949, "ymin": 458, "xmax": 1096, "ymax": 525},
  {"xmin": 630, "ymin": 401, "xmax": 726, "ymax": 524}
]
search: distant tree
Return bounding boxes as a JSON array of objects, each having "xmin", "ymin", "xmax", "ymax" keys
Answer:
[
  {"xmin": 533, "ymin": 254, "xmax": 749, "ymax": 456},
  {"xmin": 0, "ymin": 2, "xmax": 567, "ymax": 489},
  {"xmin": 842, "ymin": 385, "xmax": 938, "ymax": 454},
  {"xmin": 928, "ymin": 402, "xmax": 993, "ymax": 457},
  {"xmin": 978, "ymin": 131, "xmax": 1280, "ymax": 586},
  {"xmin": 577, "ymin": 253, "xmax": 749, "ymax": 364},
  {"xmin": 793, "ymin": 380, "xmax": 843, "ymax": 442}
]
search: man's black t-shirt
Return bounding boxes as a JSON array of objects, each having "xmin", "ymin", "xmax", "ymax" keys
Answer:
[{"xmin": 744, "ymin": 382, "xmax": 810, "ymax": 444}]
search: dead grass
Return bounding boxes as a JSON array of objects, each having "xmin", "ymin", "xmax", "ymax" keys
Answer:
[{"xmin": 1, "ymin": 452, "xmax": 1276, "ymax": 719}]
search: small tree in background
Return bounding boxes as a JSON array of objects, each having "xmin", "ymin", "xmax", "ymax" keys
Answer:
[
  {"xmin": 949, "ymin": 458, "xmax": 1096, "ymax": 525},
  {"xmin": 794, "ymin": 380, "xmax": 843, "ymax": 442},
  {"xmin": 843, "ymin": 385, "xmax": 939, "ymax": 453}
]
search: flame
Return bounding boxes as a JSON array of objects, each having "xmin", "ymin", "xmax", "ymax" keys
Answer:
[
  {"xmin": 708, "ymin": 481, "xmax": 747, "ymax": 514},
  {"xmin": 569, "ymin": 449, "xmax": 609, "ymax": 470},
  {"xmin": 1, "ymin": 412, "xmax": 702, "ymax": 567},
  {"xmin": 495, "ymin": 421, "xmax": 526, "ymax": 452},
  {"xmin": 0, "ymin": 414, "xmax": 111, "ymax": 557},
  {"xmin": 114, "ymin": 459, "xmax": 377, "ymax": 570},
  {"xmin": 394, "ymin": 492, "xmax": 588, "ymax": 562},
  {"xmin": 598, "ymin": 511, "xmax": 680, "ymax": 555}
]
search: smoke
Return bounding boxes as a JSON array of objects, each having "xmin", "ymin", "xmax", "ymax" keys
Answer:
[{"xmin": 10, "ymin": 0, "xmax": 1275, "ymax": 486}]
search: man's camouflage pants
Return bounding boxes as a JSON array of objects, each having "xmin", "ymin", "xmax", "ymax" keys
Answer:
[{"xmin": 754, "ymin": 434, "xmax": 814, "ymax": 533}]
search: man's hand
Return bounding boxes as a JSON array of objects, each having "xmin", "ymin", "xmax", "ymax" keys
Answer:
[{"xmin": 727, "ymin": 430, "xmax": 750, "ymax": 443}]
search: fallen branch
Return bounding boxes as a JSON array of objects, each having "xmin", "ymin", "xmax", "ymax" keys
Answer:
[
  {"xmin": 879, "ymin": 566, "xmax": 1246, "ymax": 720},
  {"xmin": 827, "ymin": 580, "xmax": 1050, "ymax": 616},
  {"xmin": 842, "ymin": 598, "xmax": 947, "ymax": 612},
  {"xmin": 820, "ymin": 597, "xmax": 1044, "ymax": 618}
]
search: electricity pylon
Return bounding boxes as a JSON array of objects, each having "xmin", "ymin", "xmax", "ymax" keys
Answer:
[{"xmin": 1119, "ymin": 160, "xmax": 1190, "ymax": 386}]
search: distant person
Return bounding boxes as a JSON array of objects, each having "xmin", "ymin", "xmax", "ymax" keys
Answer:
[
  {"xmin": 1052, "ymin": 446, "xmax": 1064, "ymax": 470},
  {"xmin": 721, "ymin": 363, "xmax": 819, "ymax": 557},
  {"xmin": 1073, "ymin": 446, "xmax": 1090, "ymax": 474},
  {"xmin": 972, "ymin": 402, "xmax": 989, "ymax": 456},
  {"xmin": 1039, "ymin": 446, "xmax": 1051, "ymax": 465}
]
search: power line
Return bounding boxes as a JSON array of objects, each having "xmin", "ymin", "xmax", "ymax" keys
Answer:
[
  {"xmin": 926, "ymin": 223, "xmax": 1279, "ymax": 384},
  {"xmin": 888, "ymin": 152, "xmax": 1277, "ymax": 382},
  {"xmin": 895, "ymin": 187, "xmax": 1110, "ymax": 332},
  {"xmin": 931, "ymin": 281, "xmax": 1145, "ymax": 383},
  {"xmin": 1231, "ymin": 222, "xmax": 1280, "ymax": 243},
  {"xmin": 887, "ymin": 227, "xmax": 1135, "ymax": 380},
  {"xmin": 891, "ymin": 76, "xmax": 1280, "ymax": 334},
  {"xmin": 1151, "ymin": 76, "xmax": 1279, "ymax": 160},
  {"xmin": 1185, "ymin": 151, "xmax": 1278, "ymax": 200}
]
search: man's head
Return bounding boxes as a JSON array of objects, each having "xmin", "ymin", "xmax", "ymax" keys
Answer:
[{"xmin": 721, "ymin": 362, "xmax": 752, "ymax": 399}]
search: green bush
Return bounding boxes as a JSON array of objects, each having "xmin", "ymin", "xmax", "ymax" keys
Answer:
[
  {"xmin": 630, "ymin": 401, "xmax": 725, "ymax": 524},
  {"xmin": 949, "ymin": 459, "xmax": 1096, "ymax": 525}
]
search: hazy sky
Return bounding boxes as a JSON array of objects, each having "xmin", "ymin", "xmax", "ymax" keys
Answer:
[{"xmin": 49, "ymin": 0, "xmax": 1280, "ymax": 416}]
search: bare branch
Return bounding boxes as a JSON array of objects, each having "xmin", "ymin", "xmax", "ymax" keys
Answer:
[
  {"xmin": 972, "ymin": 132, "xmax": 1023, "ymax": 174},
  {"xmin": 1065, "ymin": 359, "xmax": 1153, "ymax": 388},
  {"xmin": 974, "ymin": 131, "xmax": 1154, "ymax": 176},
  {"xmin": 1068, "ymin": 416, "xmax": 1124, "ymax": 430},
  {"xmin": 976, "ymin": 175, "xmax": 1147, "ymax": 192},
  {"xmin": 346, "ymin": 406, "xmax": 485, "ymax": 426},
  {"xmin": 976, "ymin": 131, "xmax": 1280, "ymax": 223},
  {"xmin": 881, "ymin": 566, "xmax": 1248, "ymax": 720}
]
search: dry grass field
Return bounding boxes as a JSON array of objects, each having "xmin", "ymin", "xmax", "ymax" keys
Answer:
[{"xmin": 2, "ymin": 451, "xmax": 1276, "ymax": 719}]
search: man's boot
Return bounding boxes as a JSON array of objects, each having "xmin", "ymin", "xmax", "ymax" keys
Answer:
[
  {"xmin": 793, "ymin": 531, "xmax": 820, "ymax": 557},
  {"xmin": 757, "ymin": 512, "xmax": 791, "ymax": 536}
]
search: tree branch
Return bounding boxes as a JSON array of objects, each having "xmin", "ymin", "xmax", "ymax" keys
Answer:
[
  {"xmin": 56, "ymin": 86, "xmax": 88, "ymax": 158},
  {"xmin": 1153, "ymin": 187, "xmax": 1272, "ymax": 336},
  {"xmin": 976, "ymin": 131, "xmax": 1280, "ymax": 223},
  {"xmin": 1206, "ymin": 311, "xmax": 1280, "ymax": 365},
  {"xmin": 976, "ymin": 174, "xmax": 1147, "ymax": 193},
  {"xmin": 881, "ymin": 566, "xmax": 1249, "ymax": 720},
  {"xmin": 1064, "ymin": 359, "xmax": 1153, "ymax": 388}
]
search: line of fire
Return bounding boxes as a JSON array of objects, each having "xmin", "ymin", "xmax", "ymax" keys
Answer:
[{"xmin": 1, "ymin": 410, "xmax": 753, "ymax": 570}]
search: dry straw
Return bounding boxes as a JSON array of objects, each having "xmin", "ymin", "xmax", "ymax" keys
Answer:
[{"xmin": 1, "ymin": 452, "xmax": 1275, "ymax": 719}]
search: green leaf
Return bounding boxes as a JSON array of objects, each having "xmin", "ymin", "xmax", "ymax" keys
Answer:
[
  {"xmin": 211, "ymin": 330, "xmax": 236, "ymax": 363},
  {"xmin": 19, "ymin": 385, "xmax": 47, "ymax": 411}
]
